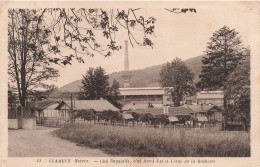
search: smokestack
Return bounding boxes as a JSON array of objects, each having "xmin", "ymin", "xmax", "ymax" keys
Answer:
[
  {"xmin": 121, "ymin": 40, "xmax": 133, "ymax": 88},
  {"xmin": 124, "ymin": 41, "xmax": 129, "ymax": 71}
]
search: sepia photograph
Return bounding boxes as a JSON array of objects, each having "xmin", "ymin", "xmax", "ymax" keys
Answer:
[{"xmin": 1, "ymin": 1, "xmax": 260, "ymax": 167}]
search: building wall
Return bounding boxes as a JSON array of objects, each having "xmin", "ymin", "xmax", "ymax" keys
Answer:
[
  {"xmin": 198, "ymin": 99, "xmax": 223, "ymax": 106},
  {"xmin": 186, "ymin": 100, "xmax": 192, "ymax": 105},
  {"xmin": 163, "ymin": 94, "xmax": 172, "ymax": 105},
  {"xmin": 58, "ymin": 103, "xmax": 72, "ymax": 121},
  {"xmin": 59, "ymin": 110, "xmax": 72, "ymax": 120},
  {"xmin": 42, "ymin": 103, "xmax": 72, "ymax": 126},
  {"xmin": 43, "ymin": 103, "xmax": 60, "ymax": 118},
  {"xmin": 208, "ymin": 111, "xmax": 222, "ymax": 122}
]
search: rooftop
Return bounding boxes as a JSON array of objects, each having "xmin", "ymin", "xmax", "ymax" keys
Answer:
[
  {"xmin": 61, "ymin": 100, "xmax": 119, "ymax": 112},
  {"xmin": 119, "ymin": 87, "xmax": 163, "ymax": 90},
  {"xmin": 132, "ymin": 106, "xmax": 195, "ymax": 116},
  {"xmin": 188, "ymin": 104, "xmax": 216, "ymax": 113},
  {"xmin": 119, "ymin": 87, "xmax": 170, "ymax": 96},
  {"xmin": 27, "ymin": 100, "xmax": 59, "ymax": 110},
  {"xmin": 197, "ymin": 91, "xmax": 224, "ymax": 99},
  {"xmin": 122, "ymin": 113, "xmax": 134, "ymax": 120},
  {"xmin": 127, "ymin": 104, "xmax": 220, "ymax": 116}
]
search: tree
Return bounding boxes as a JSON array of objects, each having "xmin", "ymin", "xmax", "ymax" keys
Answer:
[
  {"xmin": 159, "ymin": 58, "xmax": 196, "ymax": 107},
  {"xmin": 196, "ymin": 26, "xmax": 245, "ymax": 130},
  {"xmin": 140, "ymin": 113, "xmax": 153, "ymax": 123},
  {"xmin": 196, "ymin": 26, "xmax": 244, "ymax": 90},
  {"xmin": 27, "ymin": 84, "xmax": 58, "ymax": 101},
  {"xmin": 8, "ymin": 9, "xmax": 59, "ymax": 107},
  {"xmin": 80, "ymin": 67, "xmax": 109, "ymax": 100},
  {"xmin": 107, "ymin": 79, "xmax": 122, "ymax": 109},
  {"xmin": 130, "ymin": 112, "xmax": 141, "ymax": 122},
  {"xmin": 225, "ymin": 50, "xmax": 250, "ymax": 127},
  {"xmin": 80, "ymin": 67, "xmax": 122, "ymax": 109},
  {"xmin": 8, "ymin": 88, "xmax": 17, "ymax": 109},
  {"xmin": 72, "ymin": 109, "xmax": 96, "ymax": 121},
  {"xmin": 8, "ymin": 8, "xmax": 156, "ymax": 108},
  {"xmin": 98, "ymin": 110, "xmax": 121, "ymax": 122},
  {"xmin": 152, "ymin": 114, "xmax": 169, "ymax": 125}
]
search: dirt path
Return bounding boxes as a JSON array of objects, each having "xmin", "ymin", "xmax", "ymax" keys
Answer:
[{"xmin": 8, "ymin": 126, "xmax": 109, "ymax": 157}]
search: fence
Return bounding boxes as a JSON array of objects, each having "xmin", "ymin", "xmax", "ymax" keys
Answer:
[
  {"xmin": 42, "ymin": 117, "xmax": 70, "ymax": 127},
  {"xmin": 73, "ymin": 119, "xmax": 222, "ymax": 131}
]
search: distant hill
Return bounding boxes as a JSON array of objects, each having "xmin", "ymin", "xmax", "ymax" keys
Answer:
[{"xmin": 50, "ymin": 55, "xmax": 203, "ymax": 98}]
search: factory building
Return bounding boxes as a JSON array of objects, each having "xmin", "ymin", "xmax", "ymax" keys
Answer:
[{"xmin": 119, "ymin": 41, "xmax": 172, "ymax": 109}]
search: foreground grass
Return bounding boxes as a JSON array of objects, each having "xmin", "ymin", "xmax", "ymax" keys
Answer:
[{"xmin": 54, "ymin": 123, "xmax": 250, "ymax": 157}]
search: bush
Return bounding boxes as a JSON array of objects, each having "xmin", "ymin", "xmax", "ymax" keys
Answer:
[
  {"xmin": 72, "ymin": 109, "xmax": 96, "ymax": 120},
  {"xmin": 98, "ymin": 110, "xmax": 122, "ymax": 122},
  {"xmin": 140, "ymin": 113, "xmax": 153, "ymax": 123},
  {"xmin": 130, "ymin": 112, "xmax": 141, "ymax": 122},
  {"xmin": 152, "ymin": 114, "xmax": 169, "ymax": 125}
]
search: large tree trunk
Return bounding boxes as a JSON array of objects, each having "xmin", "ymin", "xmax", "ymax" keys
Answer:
[
  {"xmin": 10, "ymin": 10, "xmax": 22, "ymax": 108},
  {"xmin": 20, "ymin": 11, "xmax": 29, "ymax": 108}
]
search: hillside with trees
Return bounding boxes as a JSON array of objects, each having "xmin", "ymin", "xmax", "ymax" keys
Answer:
[{"xmin": 52, "ymin": 55, "xmax": 203, "ymax": 96}]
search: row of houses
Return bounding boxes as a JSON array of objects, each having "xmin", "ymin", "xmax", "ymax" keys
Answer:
[
  {"xmin": 28, "ymin": 99, "xmax": 119, "ymax": 126},
  {"xmin": 27, "ymin": 98, "xmax": 222, "ymax": 127},
  {"xmin": 121, "ymin": 90, "xmax": 224, "ymax": 110},
  {"xmin": 129, "ymin": 104, "xmax": 222, "ymax": 123}
]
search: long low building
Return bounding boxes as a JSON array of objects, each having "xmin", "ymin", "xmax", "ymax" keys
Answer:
[
  {"xmin": 197, "ymin": 91, "xmax": 224, "ymax": 106},
  {"xmin": 119, "ymin": 87, "xmax": 173, "ymax": 106},
  {"xmin": 128, "ymin": 104, "xmax": 222, "ymax": 123},
  {"xmin": 28, "ymin": 99, "xmax": 119, "ymax": 126}
]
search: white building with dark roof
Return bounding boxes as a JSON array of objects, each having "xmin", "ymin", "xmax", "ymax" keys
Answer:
[
  {"xmin": 59, "ymin": 99, "xmax": 119, "ymax": 112},
  {"xmin": 119, "ymin": 87, "xmax": 173, "ymax": 109},
  {"xmin": 197, "ymin": 91, "xmax": 224, "ymax": 106},
  {"xmin": 118, "ymin": 41, "xmax": 172, "ymax": 109}
]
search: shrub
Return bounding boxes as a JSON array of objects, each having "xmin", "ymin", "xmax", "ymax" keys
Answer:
[
  {"xmin": 152, "ymin": 114, "xmax": 169, "ymax": 125},
  {"xmin": 72, "ymin": 109, "xmax": 96, "ymax": 120},
  {"xmin": 98, "ymin": 110, "xmax": 122, "ymax": 122},
  {"xmin": 140, "ymin": 113, "xmax": 153, "ymax": 123},
  {"xmin": 130, "ymin": 112, "xmax": 141, "ymax": 122}
]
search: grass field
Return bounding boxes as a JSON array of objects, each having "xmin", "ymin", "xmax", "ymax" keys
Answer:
[{"xmin": 54, "ymin": 123, "xmax": 250, "ymax": 157}]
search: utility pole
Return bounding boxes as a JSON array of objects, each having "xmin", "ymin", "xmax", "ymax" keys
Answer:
[{"xmin": 70, "ymin": 93, "xmax": 73, "ymax": 110}]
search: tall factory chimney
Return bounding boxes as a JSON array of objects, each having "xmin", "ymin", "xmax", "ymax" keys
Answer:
[
  {"xmin": 124, "ymin": 40, "xmax": 129, "ymax": 71},
  {"xmin": 121, "ymin": 41, "xmax": 133, "ymax": 88}
]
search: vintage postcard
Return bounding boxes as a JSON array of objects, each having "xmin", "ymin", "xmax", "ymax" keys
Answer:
[{"xmin": 0, "ymin": 1, "xmax": 260, "ymax": 167}]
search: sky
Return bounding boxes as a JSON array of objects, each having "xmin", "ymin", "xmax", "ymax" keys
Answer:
[{"xmin": 52, "ymin": 2, "xmax": 251, "ymax": 88}]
